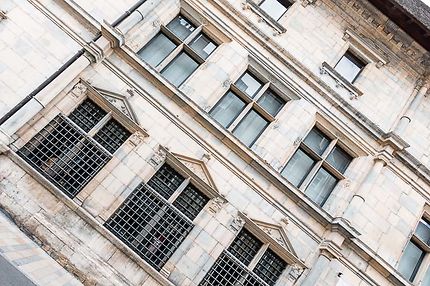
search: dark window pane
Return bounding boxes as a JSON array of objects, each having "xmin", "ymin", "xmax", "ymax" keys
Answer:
[
  {"xmin": 18, "ymin": 115, "xmax": 111, "ymax": 198},
  {"xmin": 416, "ymin": 218, "xmax": 430, "ymax": 246},
  {"xmin": 235, "ymin": 72, "xmax": 263, "ymax": 98},
  {"xmin": 253, "ymin": 249, "xmax": 287, "ymax": 286},
  {"xmin": 173, "ymin": 184, "xmax": 209, "ymax": 220},
  {"xmin": 305, "ymin": 168, "xmax": 338, "ymax": 206},
  {"xmin": 227, "ymin": 229, "xmax": 262, "ymax": 266},
  {"xmin": 303, "ymin": 128, "xmax": 330, "ymax": 155},
  {"xmin": 232, "ymin": 110, "xmax": 269, "ymax": 147},
  {"xmin": 166, "ymin": 15, "xmax": 196, "ymax": 40},
  {"xmin": 161, "ymin": 52, "xmax": 199, "ymax": 87},
  {"xmin": 199, "ymin": 251, "xmax": 254, "ymax": 286},
  {"xmin": 281, "ymin": 149, "xmax": 315, "ymax": 187},
  {"xmin": 326, "ymin": 146, "xmax": 351, "ymax": 174},
  {"xmin": 259, "ymin": 0, "xmax": 291, "ymax": 20},
  {"xmin": 68, "ymin": 98, "xmax": 107, "ymax": 132},
  {"xmin": 138, "ymin": 33, "xmax": 177, "ymax": 67},
  {"xmin": 257, "ymin": 89, "xmax": 285, "ymax": 116},
  {"xmin": 210, "ymin": 91, "xmax": 246, "ymax": 128},
  {"xmin": 334, "ymin": 51, "xmax": 365, "ymax": 83},
  {"xmin": 105, "ymin": 183, "xmax": 193, "ymax": 271},
  {"xmin": 93, "ymin": 119, "xmax": 131, "ymax": 154},
  {"xmin": 189, "ymin": 33, "xmax": 217, "ymax": 60},
  {"xmin": 147, "ymin": 164, "xmax": 185, "ymax": 200},
  {"xmin": 398, "ymin": 241, "xmax": 426, "ymax": 282}
]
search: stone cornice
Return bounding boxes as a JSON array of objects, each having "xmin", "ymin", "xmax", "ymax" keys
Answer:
[{"xmin": 329, "ymin": 0, "xmax": 428, "ymax": 71}]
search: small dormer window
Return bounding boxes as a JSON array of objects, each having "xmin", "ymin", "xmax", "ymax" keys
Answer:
[
  {"xmin": 334, "ymin": 50, "xmax": 366, "ymax": 83},
  {"xmin": 258, "ymin": 0, "xmax": 292, "ymax": 21}
]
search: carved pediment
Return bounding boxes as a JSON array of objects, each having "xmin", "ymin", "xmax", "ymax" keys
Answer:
[
  {"xmin": 95, "ymin": 88, "xmax": 138, "ymax": 123},
  {"xmin": 251, "ymin": 218, "xmax": 296, "ymax": 256},
  {"xmin": 172, "ymin": 153, "xmax": 217, "ymax": 191}
]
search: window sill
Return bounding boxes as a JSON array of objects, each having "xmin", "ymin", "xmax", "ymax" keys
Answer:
[
  {"xmin": 319, "ymin": 61, "xmax": 363, "ymax": 100},
  {"xmin": 242, "ymin": 0, "xmax": 287, "ymax": 35},
  {"xmin": 6, "ymin": 150, "xmax": 176, "ymax": 286}
]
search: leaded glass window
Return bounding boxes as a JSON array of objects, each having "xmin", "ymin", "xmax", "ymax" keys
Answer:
[
  {"xmin": 18, "ymin": 98, "xmax": 131, "ymax": 198},
  {"xmin": 200, "ymin": 228, "xmax": 287, "ymax": 286},
  {"xmin": 106, "ymin": 164, "xmax": 209, "ymax": 270}
]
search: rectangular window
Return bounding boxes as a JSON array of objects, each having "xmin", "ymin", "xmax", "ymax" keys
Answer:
[
  {"xmin": 199, "ymin": 228, "xmax": 287, "ymax": 286},
  {"xmin": 334, "ymin": 50, "xmax": 366, "ymax": 83},
  {"xmin": 105, "ymin": 164, "xmax": 209, "ymax": 271},
  {"xmin": 138, "ymin": 14, "xmax": 218, "ymax": 87},
  {"xmin": 398, "ymin": 217, "xmax": 430, "ymax": 283},
  {"xmin": 258, "ymin": 0, "xmax": 292, "ymax": 21},
  {"xmin": 18, "ymin": 98, "xmax": 131, "ymax": 198},
  {"xmin": 281, "ymin": 127, "xmax": 352, "ymax": 206},
  {"xmin": 210, "ymin": 70, "xmax": 286, "ymax": 147}
]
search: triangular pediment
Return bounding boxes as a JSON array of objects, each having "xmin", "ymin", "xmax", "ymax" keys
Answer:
[
  {"xmin": 251, "ymin": 218, "xmax": 296, "ymax": 255},
  {"xmin": 95, "ymin": 88, "xmax": 138, "ymax": 123},
  {"xmin": 172, "ymin": 153, "xmax": 217, "ymax": 191}
]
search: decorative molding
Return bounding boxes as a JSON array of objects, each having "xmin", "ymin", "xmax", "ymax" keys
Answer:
[
  {"xmin": 222, "ymin": 79, "xmax": 232, "ymax": 88},
  {"xmin": 70, "ymin": 82, "xmax": 87, "ymax": 98},
  {"xmin": 288, "ymin": 264, "xmax": 305, "ymax": 281},
  {"xmin": 238, "ymin": 212, "xmax": 306, "ymax": 267},
  {"xmin": 301, "ymin": 0, "xmax": 317, "ymax": 7},
  {"xmin": 95, "ymin": 88, "xmax": 139, "ymax": 123},
  {"xmin": 319, "ymin": 239, "xmax": 343, "ymax": 260},
  {"xmin": 230, "ymin": 215, "xmax": 246, "ymax": 232},
  {"xmin": 208, "ymin": 195, "xmax": 227, "ymax": 214},
  {"xmin": 293, "ymin": 136, "xmax": 302, "ymax": 146},
  {"xmin": 252, "ymin": 219, "xmax": 293, "ymax": 251},
  {"xmin": 172, "ymin": 152, "xmax": 218, "ymax": 190},
  {"xmin": 152, "ymin": 19, "xmax": 161, "ymax": 27},
  {"xmin": 126, "ymin": 88, "xmax": 137, "ymax": 97},
  {"xmin": 148, "ymin": 147, "xmax": 167, "ymax": 168},
  {"xmin": 320, "ymin": 62, "xmax": 363, "ymax": 99},
  {"xmin": 0, "ymin": 10, "xmax": 7, "ymax": 20},
  {"xmin": 343, "ymin": 29, "xmax": 389, "ymax": 68},
  {"xmin": 342, "ymin": 179, "xmax": 351, "ymax": 189},
  {"xmin": 128, "ymin": 132, "xmax": 145, "ymax": 146}
]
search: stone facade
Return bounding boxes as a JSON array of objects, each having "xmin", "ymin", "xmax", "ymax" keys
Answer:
[{"xmin": 0, "ymin": 0, "xmax": 429, "ymax": 285}]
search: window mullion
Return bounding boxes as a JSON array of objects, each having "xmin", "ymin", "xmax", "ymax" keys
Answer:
[
  {"xmin": 321, "ymin": 138, "xmax": 338, "ymax": 160},
  {"xmin": 156, "ymin": 43, "xmax": 184, "ymax": 72},
  {"xmin": 183, "ymin": 44, "xmax": 205, "ymax": 64},
  {"xmin": 253, "ymin": 102, "xmax": 275, "ymax": 122},
  {"xmin": 254, "ymin": 82, "xmax": 270, "ymax": 101},
  {"xmin": 228, "ymin": 103, "xmax": 253, "ymax": 131},
  {"xmin": 248, "ymin": 244, "xmax": 269, "ymax": 271},
  {"xmin": 183, "ymin": 25, "xmax": 203, "ymax": 44},
  {"xmin": 415, "ymin": 252, "xmax": 430, "ymax": 283},
  {"xmin": 87, "ymin": 112, "xmax": 112, "ymax": 137},
  {"xmin": 160, "ymin": 26, "xmax": 183, "ymax": 45},
  {"xmin": 168, "ymin": 177, "xmax": 190, "ymax": 203},
  {"xmin": 300, "ymin": 160, "xmax": 323, "ymax": 190}
]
